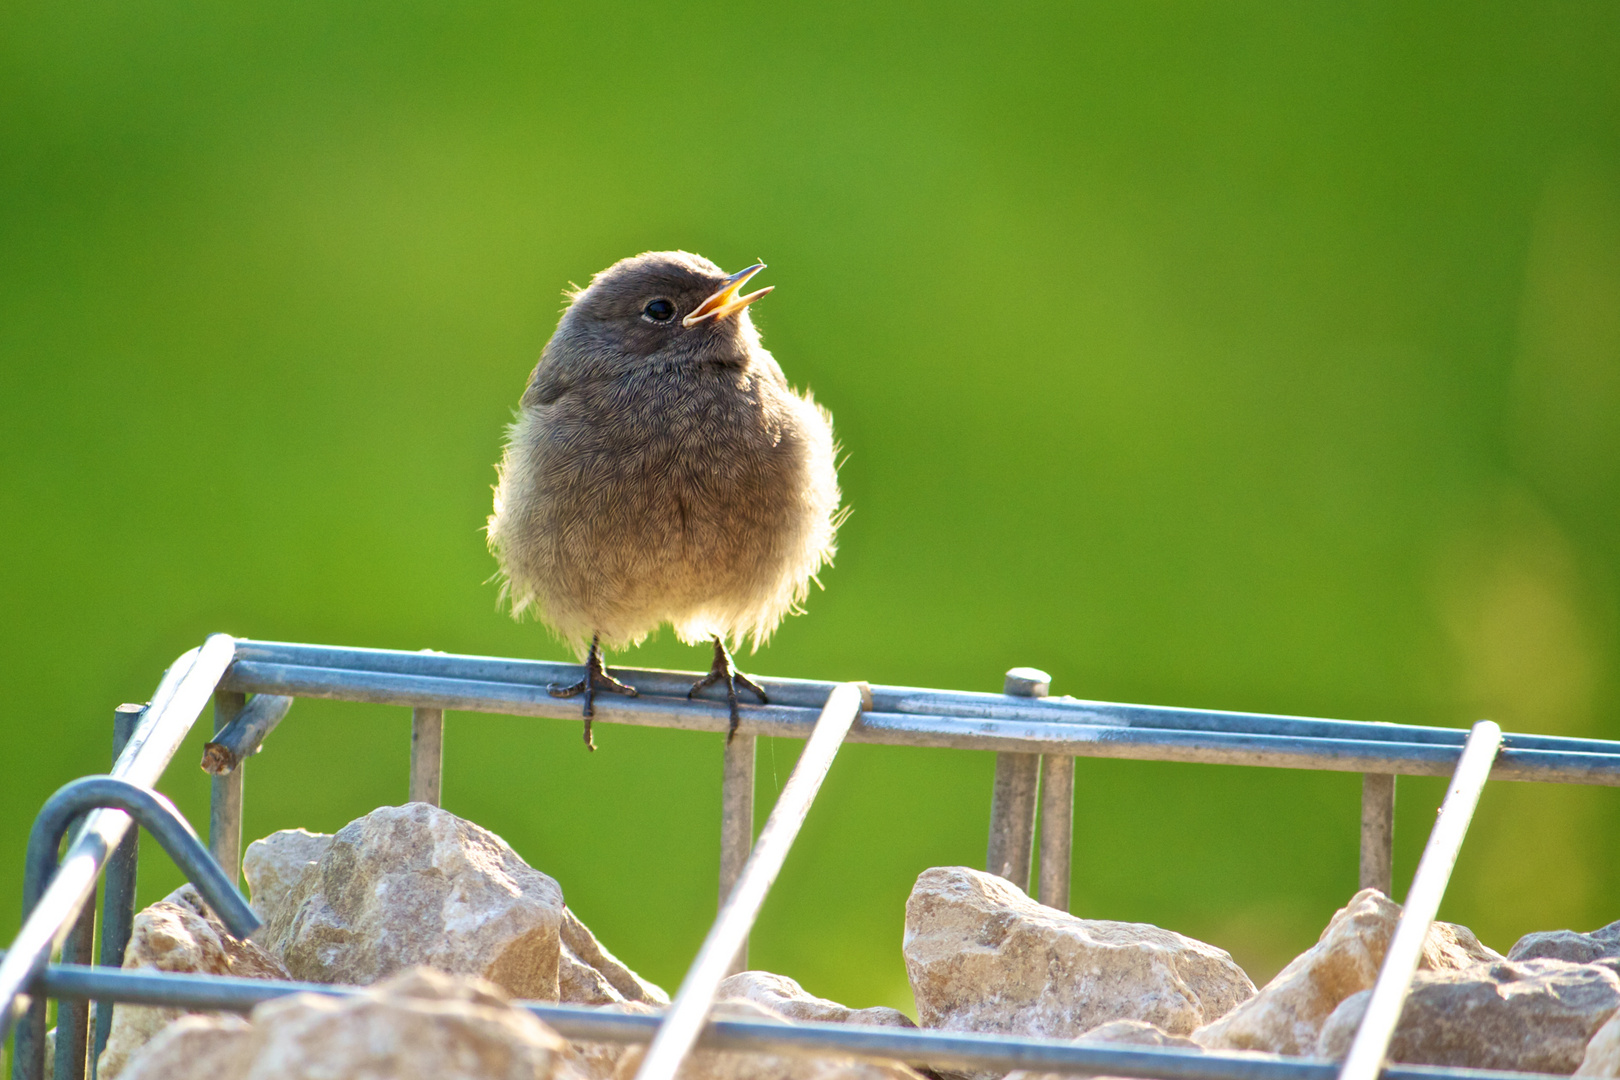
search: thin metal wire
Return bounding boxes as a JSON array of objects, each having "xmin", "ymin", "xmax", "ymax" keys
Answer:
[
  {"xmin": 633, "ymin": 682, "xmax": 866, "ymax": 1080},
  {"xmin": 225, "ymin": 638, "xmax": 1615, "ymax": 753},
  {"xmin": 201, "ymin": 694, "xmax": 293, "ymax": 775},
  {"xmin": 91, "ymin": 705, "xmax": 144, "ymax": 1077},
  {"xmin": 217, "ymin": 643, "xmax": 1620, "ymax": 783},
  {"xmin": 718, "ymin": 731, "xmax": 756, "ymax": 976},
  {"xmin": 1359, "ymin": 774, "xmax": 1396, "ymax": 895},
  {"xmin": 25, "ymin": 961, "xmax": 1562, "ymax": 1080},
  {"xmin": 409, "ymin": 707, "xmax": 444, "ymax": 806},
  {"xmin": 1338, "ymin": 721, "xmax": 1503, "ymax": 1080}
]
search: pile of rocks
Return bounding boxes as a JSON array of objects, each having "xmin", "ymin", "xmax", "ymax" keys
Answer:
[
  {"xmin": 98, "ymin": 803, "xmax": 1620, "ymax": 1079},
  {"xmin": 901, "ymin": 867, "xmax": 1620, "ymax": 1079},
  {"xmin": 101, "ymin": 803, "xmax": 923, "ymax": 1080}
]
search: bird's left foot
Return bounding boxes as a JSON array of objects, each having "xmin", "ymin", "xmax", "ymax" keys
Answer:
[
  {"xmin": 688, "ymin": 636, "xmax": 768, "ymax": 740},
  {"xmin": 549, "ymin": 634, "xmax": 637, "ymax": 751}
]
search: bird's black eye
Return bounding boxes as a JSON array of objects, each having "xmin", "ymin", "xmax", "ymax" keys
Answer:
[{"xmin": 643, "ymin": 298, "xmax": 676, "ymax": 323}]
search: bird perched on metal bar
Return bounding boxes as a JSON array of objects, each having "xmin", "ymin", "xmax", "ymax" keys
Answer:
[{"xmin": 487, "ymin": 251, "xmax": 844, "ymax": 750}]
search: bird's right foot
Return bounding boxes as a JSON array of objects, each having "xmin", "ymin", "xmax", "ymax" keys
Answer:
[
  {"xmin": 549, "ymin": 634, "xmax": 637, "ymax": 751},
  {"xmin": 688, "ymin": 636, "xmax": 768, "ymax": 742}
]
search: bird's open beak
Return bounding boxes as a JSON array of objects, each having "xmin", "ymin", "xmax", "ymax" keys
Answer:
[{"xmin": 683, "ymin": 263, "xmax": 773, "ymax": 327}]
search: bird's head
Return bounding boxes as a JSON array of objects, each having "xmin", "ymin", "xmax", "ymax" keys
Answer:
[{"xmin": 556, "ymin": 250, "xmax": 773, "ymax": 366}]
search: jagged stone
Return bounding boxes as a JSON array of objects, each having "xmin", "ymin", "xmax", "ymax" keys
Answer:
[
  {"xmin": 1194, "ymin": 889, "xmax": 1499, "ymax": 1055},
  {"xmin": 261, "ymin": 803, "xmax": 567, "ymax": 998},
  {"xmin": 561, "ymin": 908, "xmax": 668, "ymax": 1006},
  {"xmin": 1511, "ymin": 921, "xmax": 1620, "ymax": 973},
  {"xmin": 96, "ymin": 885, "xmax": 289, "ymax": 1079},
  {"xmin": 118, "ymin": 1015, "xmax": 254, "ymax": 1080},
  {"xmin": 114, "ymin": 967, "xmax": 569, "ymax": 1080},
  {"xmin": 717, "ymin": 971, "xmax": 915, "ymax": 1028},
  {"xmin": 904, "ymin": 867, "xmax": 1254, "ymax": 1040},
  {"xmin": 610, "ymin": 999, "xmax": 927, "ymax": 1080},
  {"xmin": 1317, "ymin": 959, "xmax": 1620, "ymax": 1073},
  {"xmin": 1578, "ymin": 1009, "xmax": 1620, "ymax": 1077},
  {"xmin": 242, "ymin": 828, "xmax": 333, "ymax": 922}
]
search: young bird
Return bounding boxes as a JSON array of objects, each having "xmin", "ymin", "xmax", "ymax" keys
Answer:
[{"xmin": 487, "ymin": 251, "xmax": 843, "ymax": 750}]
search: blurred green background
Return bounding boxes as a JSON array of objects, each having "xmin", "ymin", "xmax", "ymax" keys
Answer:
[{"xmin": 3, "ymin": 2, "xmax": 1619, "ymax": 1017}]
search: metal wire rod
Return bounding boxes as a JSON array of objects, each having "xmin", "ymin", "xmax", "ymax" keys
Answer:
[
  {"xmin": 25, "ymin": 962, "xmax": 1561, "ymax": 1080},
  {"xmin": 1038, "ymin": 752, "xmax": 1076, "ymax": 910},
  {"xmin": 208, "ymin": 690, "xmax": 247, "ymax": 886},
  {"xmin": 22, "ymin": 777, "xmax": 259, "ymax": 934},
  {"xmin": 718, "ymin": 731, "xmax": 756, "ymax": 976},
  {"xmin": 217, "ymin": 656, "xmax": 1620, "ymax": 783},
  {"xmin": 409, "ymin": 707, "xmax": 444, "ymax": 806},
  {"xmin": 633, "ymin": 682, "xmax": 867, "ymax": 1080},
  {"xmin": 1338, "ymin": 721, "xmax": 1503, "ymax": 1080},
  {"xmin": 200, "ymin": 693, "xmax": 294, "ymax": 775},
  {"xmin": 0, "ymin": 635, "xmax": 236, "ymax": 1076},
  {"xmin": 226, "ymin": 638, "xmax": 1620, "ymax": 757},
  {"xmin": 987, "ymin": 669, "xmax": 1046, "ymax": 892},
  {"xmin": 1359, "ymin": 774, "xmax": 1395, "ymax": 895},
  {"xmin": 51, "ymin": 830, "xmax": 95, "ymax": 1080},
  {"xmin": 92, "ymin": 705, "xmax": 145, "ymax": 1075}
]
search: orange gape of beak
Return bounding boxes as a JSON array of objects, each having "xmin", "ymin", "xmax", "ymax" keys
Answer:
[{"xmin": 682, "ymin": 263, "xmax": 773, "ymax": 327}]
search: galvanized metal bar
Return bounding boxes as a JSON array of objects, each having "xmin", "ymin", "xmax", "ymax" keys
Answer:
[
  {"xmin": 409, "ymin": 708, "xmax": 444, "ymax": 806},
  {"xmin": 1038, "ymin": 753, "xmax": 1075, "ymax": 911},
  {"xmin": 1339, "ymin": 721, "xmax": 1503, "ymax": 1080},
  {"xmin": 52, "ymin": 822, "xmax": 95, "ymax": 1080},
  {"xmin": 208, "ymin": 690, "xmax": 246, "ymax": 887},
  {"xmin": 227, "ymin": 638, "xmax": 1620, "ymax": 756},
  {"xmin": 0, "ymin": 635, "xmax": 236, "ymax": 1062},
  {"xmin": 1359, "ymin": 774, "xmax": 1395, "ymax": 896},
  {"xmin": 988, "ymin": 669, "xmax": 1048, "ymax": 891},
  {"xmin": 633, "ymin": 682, "xmax": 867, "ymax": 1080},
  {"xmin": 218, "ymin": 657, "xmax": 1620, "ymax": 785},
  {"xmin": 29, "ymin": 961, "xmax": 1562, "ymax": 1080},
  {"xmin": 201, "ymin": 695, "xmax": 293, "ymax": 775},
  {"xmin": 91, "ymin": 705, "xmax": 144, "ymax": 1078},
  {"xmin": 718, "ymin": 732, "xmax": 756, "ymax": 976}
]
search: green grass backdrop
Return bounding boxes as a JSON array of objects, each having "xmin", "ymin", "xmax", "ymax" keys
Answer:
[{"xmin": 3, "ymin": 2, "xmax": 1619, "ymax": 1016}]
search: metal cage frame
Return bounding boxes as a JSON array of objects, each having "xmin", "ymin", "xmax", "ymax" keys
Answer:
[{"xmin": 4, "ymin": 633, "xmax": 1619, "ymax": 1080}]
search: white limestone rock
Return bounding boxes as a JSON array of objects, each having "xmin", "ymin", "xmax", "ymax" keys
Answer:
[
  {"xmin": 1006, "ymin": 1019, "xmax": 1204, "ymax": 1080},
  {"xmin": 1193, "ymin": 888, "xmax": 1499, "ymax": 1055},
  {"xmin": 1578, "ymin": 1009, "xmax": 1620, "ymax": 1077},
  {"xmin": 118, "ymin": 1015, "xmax": 254, "ymax": 1080},
  {"xmin": 904, "ymin": 867, "xmax": 1255, "ymax": 1040},
  {"xmin": 242, "ymin": 828, "xmax": 333, "ymax": 922},
  {"xmin": 561, "ymin": 907, "xmax": 669, "ymax": 1006},
  {"xmin": 610, "ymin": 999, "xmax": 927, "ymax": 1080},
  {"xmin": 260, "ymin": 802, "xmax": 567, "ymax": 999},
  {"xmin": 1317, "ymin": 959, "xmax": 1620, "ymax": 1073},
  {"xmin": 114, "ymin": 967, "xmax": 570, "ymax": 1080},
  {"xmin": 96, "ymin": 885, "xmax": 289, "ymax": 1079},
  {"xmin": 717, "ymin": 971, "xmax": 915, "ymax": 1028},
  {"xmin": 1511, "ymin": 920, "xmax": 1620, "ymax": 974}
]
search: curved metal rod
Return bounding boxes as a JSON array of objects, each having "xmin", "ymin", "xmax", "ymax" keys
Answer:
[
  {"xmin": 24, "ymin": 775, "xmax": 259, "ymax": 937},
  {"xmin": 4, "ymin": 773, "xmax": 260, "ymax": 1070}
]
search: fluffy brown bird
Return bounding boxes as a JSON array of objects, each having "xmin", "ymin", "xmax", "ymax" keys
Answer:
[{"xmin": 487, "ymin": 251, "xmax": 843, "ymax": 749}]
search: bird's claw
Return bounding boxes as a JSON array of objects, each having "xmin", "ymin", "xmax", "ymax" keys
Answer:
[
  {"xmin": 688, "ymin": 637, "xmax": 769, "ymax": 741},
  {"xmin": 549, "ymin": 635, "xmax": 637, "ymax": 750}
]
